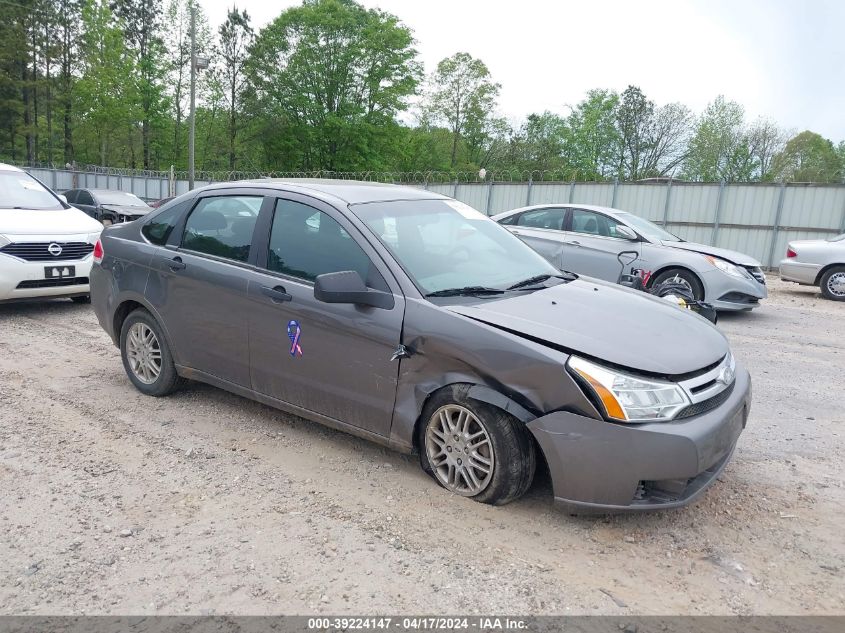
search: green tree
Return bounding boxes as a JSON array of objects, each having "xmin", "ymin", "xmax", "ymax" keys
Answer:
[
  {"xmin": 771, "ymin": 131, "xmax": 842, "ymax": 183},
  {"xmin": 218, "ymin": 6, "xmax": 253, "ymax": 171},
  {"xmin": 746, "ymin": 117, "xmax": 788, "ymax": 180},
  {"xmin": 110, "ymin": 0, "xmax": 168, "ymax": 168},
  {"xmin": 424, "ymin": 52, "xmax": 500, "ymax": 168},
  {"xmin": 75, "ymin": 0, "xmax": 139, "ymax": 165},
  {"xmin": 564, "ymin": 89, "xmax": 619, "ymax": 180},
  {"xmin": 683, "ymin": 95, "xmax": 753, "ymax": 181},
  {"xmin": 246, "ymin": 0, "xmax": 420, "ymax": 171}
]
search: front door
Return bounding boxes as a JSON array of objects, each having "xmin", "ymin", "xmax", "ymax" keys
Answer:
[
  {"xmin": 148, "ymin": 192, "xmax": 267, "ymax": 387},
  {"xmin": 562, "ymin": 208, "xmax": 640, "ymax": 281},
  {"xmin": 246, "ymin": 195, "xmax": 405, "ymax": 437}
]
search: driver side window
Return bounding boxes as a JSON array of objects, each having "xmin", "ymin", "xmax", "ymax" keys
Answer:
[{"xmin": 570, "ymin": 209, "xmax": 624, "ymax": 238}]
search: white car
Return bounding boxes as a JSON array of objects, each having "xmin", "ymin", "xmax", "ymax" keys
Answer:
[
  {"xmin": 780, "ymin": 234, "xmax": 845, "ymax": 301},
  {"xmin": 0, "ymin": 163, "xmax": 103, "ymax": 303}
]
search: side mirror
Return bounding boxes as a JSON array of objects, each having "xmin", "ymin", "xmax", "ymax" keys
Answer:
[
  {"xmin": 57, "ymin": 194, "xmax": 68, "ymax": 204},
  {"xmin": 314, "ymin": 270, "xmax": 394, "ymax": 310},
  {"xmin": 616, "ymin": 225, "xmax": 638, "ymax": 241}
]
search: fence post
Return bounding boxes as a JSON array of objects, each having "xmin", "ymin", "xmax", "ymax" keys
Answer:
[
  {"xmin": 662, "ymin": 179, "xmax": 673, "ymax": 226},
  {"xmin": 569, "ymin": 180, "xmax": 576, "ymax": 203},
  {"xmin": 611, "ymin": 178, "xmax": 619, "ymax": 207},
  {"xmin": 840, "ymin": 188, "xmax": 845, "ymax": 233},
  {"xmin": 452, "ymin": 179, "xmax": 458, "ymax": 199},
  {"xmin": 485, "ymin": 179, "xmax": 494, "ymax": 215},
  {"xmin": 766, "ymin": 182, "xmax": 787, "ymax": 269},
  {"xmin": 144, "ymin": 176, "xmax": 149, "ymax": 201},
  {"xmin": 51, "ymin": 169, "xmax": 57, "ymax": 191},
  {"xmin": 526, "ymin": 178, "xmax": 533, "ymax": 206},
  {"xmin": 710, "ymin": 180, "xmax": 726, "ymax": 246}
]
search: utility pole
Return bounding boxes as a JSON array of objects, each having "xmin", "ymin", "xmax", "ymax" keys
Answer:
[{"xmin": 188, "ymin": 5, "xmax": 196, "ymax": 190}]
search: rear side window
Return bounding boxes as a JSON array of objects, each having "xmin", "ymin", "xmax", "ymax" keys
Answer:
[
  {"xmin": 266, "ymin": 199, "xmax": 386, "ymax": 289},
  {"xmin": 181, "ymin": 196, "xmax": 262, "ymax": 262},
  {"xmin": 77, "ymin": 190, "xmax": 95, "ymax": 205},
  {"xmin": 516, "ymin": 208, "xmax": 565, "ymax": 230},
  {"xmin": 142, "ymin": 201, "xmax": 189, "ymax": 245},
  {"xmin": 63, "ymin": 189, "xmax": 78, "ymax": 203}
]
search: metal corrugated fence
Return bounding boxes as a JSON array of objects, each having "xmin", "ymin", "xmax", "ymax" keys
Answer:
[{"xmin": 24, "ymin": 167, "xmax": 845, "ymax": 269}]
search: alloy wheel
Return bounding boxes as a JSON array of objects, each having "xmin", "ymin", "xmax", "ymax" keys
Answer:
[
  {"xmin": 425, "ymin": 404, "xmax": 494, "ymax": 496},
  {"xmin": 126, "ymin": 322, "xmax": 162, "ymax": 385},
  {"xmin": 827, "ymin": 272, "xmax": 845, "ymax": 297}
]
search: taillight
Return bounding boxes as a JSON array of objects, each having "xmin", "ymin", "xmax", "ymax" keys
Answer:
[
  {"xmin": 786, "ymin": 247, "xmax": 797, "ymax": 258},
  {"xmin": 93, "ymin": 239, "xmax": 104, "ymax": 264}
]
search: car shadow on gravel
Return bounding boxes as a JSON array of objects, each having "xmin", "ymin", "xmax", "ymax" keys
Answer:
[{"xmin": 0, "ymin": 298, "xmax": 90, "ymax": 319}]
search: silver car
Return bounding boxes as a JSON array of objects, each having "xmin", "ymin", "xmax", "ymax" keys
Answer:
[
  {"xmin": 492, "ymin": 204, "xmax": 768, "ymax": 311},
  {"xmin": 780, "ymin": 234, "xmax": 845, "ymax": 301}
]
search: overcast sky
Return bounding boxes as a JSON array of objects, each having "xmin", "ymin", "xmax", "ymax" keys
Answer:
[{"xmin": 200, "ymin": 0, "xmax": 845, "ymax": 141}]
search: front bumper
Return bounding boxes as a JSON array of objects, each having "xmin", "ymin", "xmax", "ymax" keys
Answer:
[
  {"xmin": 779, "ymin": 259, "xmax": 821, "ymax": 285},
  {"xmin": 701, "ymin": 269, "xmax": 767, "ymax": 311},
  {"xmin": 527, "ymin": 366, "xmax": 751, "ymax": 513},
  {"xmin": 0, "ymin": 253, "xmax": 93, "ymax": 302}
]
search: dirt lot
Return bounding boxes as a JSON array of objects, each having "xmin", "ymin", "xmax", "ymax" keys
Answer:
[{"xmin": 0, "ymin": 276, "xmax": 843, "ymax": 616}]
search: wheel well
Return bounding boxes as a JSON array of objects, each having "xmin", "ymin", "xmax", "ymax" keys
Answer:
[
  {"xmin": 113, "ymin": 300, "xmax": 143, "ymax": 342},
  {"xmin": 647, "ymin": 265, "xmax": 703, "ymax": 291},
  {"xmin": 814, "ymin": 263, "xmax": 845, "ymax": 285}
]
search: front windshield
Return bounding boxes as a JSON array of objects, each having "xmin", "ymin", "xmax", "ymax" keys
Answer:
[
  {"xmin": 0, "ymin": 170, "xmax": 63, "ymax": 210},
  {"xmin": 615, "ymin": 211, "xmax": 681, "ymax": 242},
  {"xmin": 97, "ymin": 191, "xmax": 147, "ymax": 207},
  {"xmin": 353, "ymin": 199, "xmax": 560, "ymax": 294}
]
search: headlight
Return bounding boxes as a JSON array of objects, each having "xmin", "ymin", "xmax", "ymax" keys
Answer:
[
  {"xmin": 704, "ymin": 255, "xmax": 744, "ymax": 278},
  {"xmin": 568, "ymin": 356, "xmax": 690, "ymax": 422}
]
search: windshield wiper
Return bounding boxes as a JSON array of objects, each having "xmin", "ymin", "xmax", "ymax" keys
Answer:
[
  {"xmin": 426, "ymin": 286, "xmax": 505, "ymax": 298},
  {"xmin": 506, "ymin": 272, "xmax": 576, "ymax": 290}
]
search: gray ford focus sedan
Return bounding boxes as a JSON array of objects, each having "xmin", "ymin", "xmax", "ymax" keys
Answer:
[{"xmin": 90, "ymin": 180, "xmax": 751, "ymax": 512}]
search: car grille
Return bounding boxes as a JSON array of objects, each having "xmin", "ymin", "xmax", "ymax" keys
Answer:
[
  {"xmin": 16, "ymin": 277, "xmax": 89, "ymax": 289},
  {"xmin": 745, "ymin": 266, "xmax": 765, "ymax": 284},
  {"xmin": 676, "ymin": 382, "xmax": 735, "ymax": 419},
  {"xmin": 0, "ymin": 241, "xmax": 95, "ymax": 262}
]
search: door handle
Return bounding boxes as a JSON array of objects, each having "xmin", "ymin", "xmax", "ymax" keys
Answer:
[
  {"xmin": 567, "ymin": 240, "xmax": 582, "ymax": 247},
  {"xmin": 165, "ymin": 256, "xmax": 186, "ymax": 271},
  {"xmin": 261, "ymin": 285, "xmax": 292, "ymax": 303},
  {"xmin": 511, "ymin": 230, "xmax": 521, "ymax": 235}
]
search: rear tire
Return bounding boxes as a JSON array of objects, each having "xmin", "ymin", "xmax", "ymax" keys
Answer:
[
  {"xmin": 120, "ymin": 308, "xmax": 183, "ymax": 396},
  {"xmin": 820, "ymin": 266, "xmax": 845, "ymax": 301},
  {"xmin": 418, "ymin": 384, "xmax": 536, "ymax": 506},
  {"xmin": 650, "ymin": 268, "xmax": 704, "ymax": 301}
]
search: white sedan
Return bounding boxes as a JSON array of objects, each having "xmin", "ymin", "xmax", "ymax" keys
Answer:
[
  {"xmin": 0, "ymin": 163, "xmax": 103, "ymax": 303},
  {"xmin": 780, "ymin": 234, "xmax": 845, "ymax": 301}
]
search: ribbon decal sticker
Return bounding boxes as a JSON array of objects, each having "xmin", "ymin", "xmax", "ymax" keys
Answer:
[{"xmin": 287, "ymin": 320, "xmax": 303, "ymax": 357}]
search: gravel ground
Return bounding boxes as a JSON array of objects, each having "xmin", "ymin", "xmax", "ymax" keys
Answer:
[{"xmin": 0, "ymin": 276, "xmax": 843, "ymax": 616}]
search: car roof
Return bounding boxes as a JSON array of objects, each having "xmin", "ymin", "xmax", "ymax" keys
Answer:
[
  {"xmin": 0, "ymin": 163, "xmax": 24, "ymax": 172},
  {"xmin": 202, "ymin": 178, "xmax": 448, "ymax": 205},
  {"xmin": 493, "ymin": 203, "xmax": 629, "ymax": 219}
]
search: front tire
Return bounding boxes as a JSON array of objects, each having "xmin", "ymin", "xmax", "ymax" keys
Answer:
[
  {"xmin": 419, "ymin": 384, "xmax": 536, "ymax": 506},
  {"xmin": 650, "ymin": 267, "xmax": 704, "ymax": 301},
  {"xmin": 120, "ymin": 308, "xmax": 183, "ymax": 396},
  {"xmin": 820, "ymin": 266, "xmax": 845, "ymax": 301}
]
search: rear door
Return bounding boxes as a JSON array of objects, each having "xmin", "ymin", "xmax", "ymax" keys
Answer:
[
  {"xmin": 245, "ymin": 194, "xmax": 405, "ymax": 437},
  {"xmin": 561, "ymin": 208, "xmax": 639, "ymax": 281},
  {"xmin": 147, "ymin": 191, "xmax": 267, "ymax": 387},
  {"xmin": 502, "ymin": 207, "xmax": 568, "ymax": 269}
]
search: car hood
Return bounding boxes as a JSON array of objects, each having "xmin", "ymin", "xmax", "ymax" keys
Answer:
[
  {"xmin": 661, "ymin": 240, "xmax": 760, "ymax": 266},
  {"xmin": 102, "ymin": 204, "xmax": 151, "ymax": 217},
  {"xmin": 445, "ymin": 278, "xmax": 727, "ymax": 376},
  {"xmin": 0, "ymin": 206, "xmax": 103, "ymax": 235}
]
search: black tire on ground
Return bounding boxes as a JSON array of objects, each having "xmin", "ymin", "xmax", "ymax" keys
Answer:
[
  {"xmin": 119, "ymin": 308, "xmax": 184, "ymax": 396},
  {"xmin": 418, "ymin": 383, "xmax": 536, "ymax": 506},
  {"xmin": 650, "ymin": 267, "xmax": 704, "ymax": 301},
  {"xmin": 71, "ymin": 295, "xmax": 91, "ymax": 304},
  {"xmin": 819, "ymin": 265, "xmax": 845, "ymax": 301}
]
